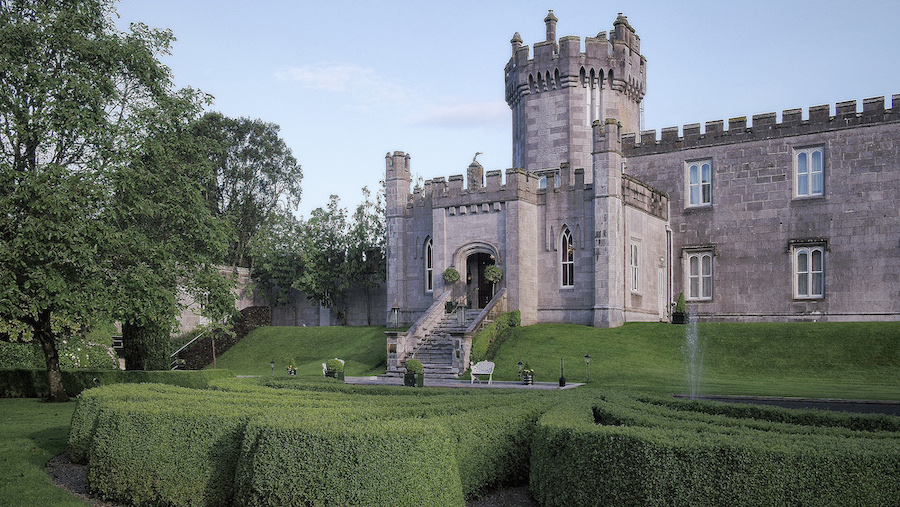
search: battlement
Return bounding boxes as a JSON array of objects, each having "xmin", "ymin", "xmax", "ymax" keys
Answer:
[
  {"xmin": 624, "ymin": 95, "xmax": 900, "ymax": 156},
  {"xmin": 504, "ymin": 11, "xmax": 646, "ymax": 108}
]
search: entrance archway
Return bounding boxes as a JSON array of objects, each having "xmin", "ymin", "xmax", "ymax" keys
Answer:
[{"xmin": 466, "ymin": 252, "xmax": 496, "ymax": 309}]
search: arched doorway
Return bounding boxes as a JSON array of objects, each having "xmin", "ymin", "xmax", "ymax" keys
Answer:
[{"xmin": 466, "ymin": 252, "xmax": 496, "ymax": 309}]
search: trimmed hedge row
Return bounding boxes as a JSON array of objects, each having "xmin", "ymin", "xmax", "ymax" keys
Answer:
[
  {"xmin": 70, "ymin": 380, "xmax": 553, "ymax": 506},
  {"xmin": 469, "ymin": 311, "xmax": 521, "ymax": 364},
  {"xmin": 0, "ymin": 368, "xmax": 235, "ymax": 398},
  {"xmin": 530, "ymin": 391, "xmax": 900, "ymax": 507}
]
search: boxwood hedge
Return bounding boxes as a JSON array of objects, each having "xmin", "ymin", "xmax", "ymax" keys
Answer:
[
  {"xmin": 0, "ymin": 368, "xmax": 235, "ymax": 398},
  {"xmin": 69, "ymin": 382, "xmax": 900, "ymax": 506},
  {"xmin": 530, "ymin": 391, "xmax": 900, "ymax": 506}
]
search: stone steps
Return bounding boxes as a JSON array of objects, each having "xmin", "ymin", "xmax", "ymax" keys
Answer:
[{"xmin": 383, "ymin": 310, "xmax": 482, "ymax": 380}]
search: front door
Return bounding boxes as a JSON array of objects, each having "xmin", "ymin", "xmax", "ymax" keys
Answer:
[{"xmin": 466, "ymin": 253, "xmax": 495, "ymax": 309}]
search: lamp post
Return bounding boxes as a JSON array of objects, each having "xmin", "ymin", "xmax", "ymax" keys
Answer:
[
  {"xmin": 559, "ymin": 358, "xmax": 566, "ymax": 388},
  {"xmin": 517, "ymin": 360, "xmax": 523, "ymax": 381},
  {"xmin": 584, "ymin": 354, "xmax": 591, "ymax": 383},
  {"xmin": 270, "ymin": 360, "xmax": 275, "ymax": 376}
]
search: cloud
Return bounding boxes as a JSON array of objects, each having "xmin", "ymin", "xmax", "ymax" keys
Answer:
[
  {"xmin": 275, "ymin": 63, "xmax": 411, "ymax": 105},
  {"xmin": 403, "ymin": 101, "xmax": 509, "ymax": 129}
]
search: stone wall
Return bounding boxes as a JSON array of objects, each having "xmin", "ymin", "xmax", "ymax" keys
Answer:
[{"xmin": 626, "ymin": 97, "xmax": 900, "ymax": 321}]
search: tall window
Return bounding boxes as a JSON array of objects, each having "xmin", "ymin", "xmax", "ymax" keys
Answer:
[
  {"xmin": 631, "ymin": 242, "xmax": 640, "ymax": 293},
  {"xmin": 687, "ymin": 251, "xmax": 713, "ymax": 300},
  {"xmin": 561, "ymin": 227, "xmax": 574, "ymax": 287},
  {"xmin": 795, "ymin": 147, "xmax": 824, "ymax": 197},
  {"xmin": 794, "ymin": 246, "xmax": 824, "ymax": 298},
  {"xmin": 424, "ymin": 238, "xmax": 433, "ymax": 292},
  {"xmin": 686, "ymin": 161, "xmax": 712, "ymax": 207}
]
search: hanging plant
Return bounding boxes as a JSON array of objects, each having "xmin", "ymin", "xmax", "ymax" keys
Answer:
[
  {"xmin": 484, "ymin": 265, "xmax": 503, "ymax": 284},
  {"xmin": 443, "ymin": 267, "xmax": 460, "ymax": 284}
]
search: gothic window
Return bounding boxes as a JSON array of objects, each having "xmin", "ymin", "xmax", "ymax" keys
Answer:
[
  {"xmin": 424, "ymin": 238, "xmax": 433, "ymax": 293},
  {"xmin": 794, "ymin": 246, "xmax": 824, "ymax": 298},
  {"xmin": 631, "ymin": 242, "xmax": 641, "ymax": 293},
  {"xmin": 561, "ymin": 227, "xmax": 574, "ymax": 288},
  {"xmin": 686, "ymin": 251, "xmax": 713, "ymax": 300},
  {"xmin": 686, "ymin": 160, "xmax": 712, "ymax": 207},
  {"xmin": 794, "ymin": 147, "xmax": 824, "ymax": 197}
]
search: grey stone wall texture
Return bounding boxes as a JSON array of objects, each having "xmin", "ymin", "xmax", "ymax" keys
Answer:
[{"xmin": 384, "ymin": 10, "xmax": 900, "ymax": 327}]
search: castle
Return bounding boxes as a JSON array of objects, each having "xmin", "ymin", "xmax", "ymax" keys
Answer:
[{"xmin": 384, "ymin": 11, "xmax": 900, "ymax": 337}]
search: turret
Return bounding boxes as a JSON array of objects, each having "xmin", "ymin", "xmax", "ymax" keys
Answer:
[
  {"xmin": 504, "ymin": 12, "xmax": 647, "ymax": 176},
  {"xmin": 385, "ymin": 151, "xmax": 411, "ymax": 217}
]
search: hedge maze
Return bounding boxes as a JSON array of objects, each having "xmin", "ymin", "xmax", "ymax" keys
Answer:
[{"xmin": 68, "ymin": 380, "xmax": 900, "ymax": 506}]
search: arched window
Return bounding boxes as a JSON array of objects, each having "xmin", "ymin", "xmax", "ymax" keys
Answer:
[
  {"xmin": 561, "ymin": 227, "xmax": 574, "ymax": 287},
  {"xmin": 424, "ymin": 238, "xmax": 433, "ymax": 292},
  {"xmin": 794, "ymin": 246, "xmax": 824, "ymax": 298}
]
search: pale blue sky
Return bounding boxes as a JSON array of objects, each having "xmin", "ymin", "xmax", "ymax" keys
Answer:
[{"xmin": 114, "ymin": 0, "xmax": 900, "ymax": 217}]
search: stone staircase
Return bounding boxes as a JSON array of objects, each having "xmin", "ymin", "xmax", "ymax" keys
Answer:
[{"xmin": 386, "ymin": 310, "xmax": 481, "ymax": 380}]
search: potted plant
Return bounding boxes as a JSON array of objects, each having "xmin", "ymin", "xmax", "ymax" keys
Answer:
[
  {"xmin": 484, "ymin": 265, "xmax": 503, "ymax": 285},
  {"xmin": 324, "ymin": 358, "xmax": 344, "ymax": 381},
  {"xmin": 672, "ymin": 292, "xmax": 687, "ymax": 324},
  {"xmin": 443, "ymin": 267, "xmax": 460, "ymax": 284},
  {"xmin": 286, "ymin": 359, "xmax": 297, "ymax": 376},
  {"xmin": 444, "ymin": 300, "xmax": 458, "ymax": 313},
  {"xmin": 522, "ymin": 364, "xmax": 534, "ymax": 385},
  {"xmin": 404, "ymin": 358, "xmax": 424, "ymax": 387}
]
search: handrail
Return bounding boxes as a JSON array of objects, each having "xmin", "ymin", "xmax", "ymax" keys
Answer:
[
  {"xmin": 465, "ymin": 288, "xmax": 507, "ymax": 334},
  {"xmin": 171, "ymin": 329, "xmax": 209, "ymax": 358}
]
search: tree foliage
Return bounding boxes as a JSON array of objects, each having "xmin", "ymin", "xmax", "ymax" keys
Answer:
[
  {"xmin": 191, "ymin": 112, "xmax": 303, "ymax": 268},
  {"xmin": 0, "ymin": 0, "xmax": 233, "ymax": 396}
]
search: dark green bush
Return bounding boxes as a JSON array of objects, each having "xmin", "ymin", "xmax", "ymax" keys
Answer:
[
  {"xmin": 235, "ymin": 413, "xmax": 464, "ymax": 506},
  {"xmin": 470, "ymin": 311, "xmax": 520, "ymax": 364},
  {"xmin": 530, "ymin": 391, "xmax": 900, "ymax": 507},
  {"xmin": 0, "ymin": 368, "xmax": 235, "ymax": 398}
]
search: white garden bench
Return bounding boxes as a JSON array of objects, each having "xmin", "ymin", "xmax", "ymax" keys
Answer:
[{"xmin": 470, "ymin": 360, "xmax": 494, "ymax": 385}]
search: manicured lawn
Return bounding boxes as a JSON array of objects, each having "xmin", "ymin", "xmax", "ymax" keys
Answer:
[
  {"xmin": 0, "ymin": 398, "xmax": 87, "ymax": 506},
  {"xmin": 495, "ymin": 322, "xmax": 900, "ymax": 400},
  {"xmin": 211, "ymin": 326, "xmax": 387, "ymax": 377}
]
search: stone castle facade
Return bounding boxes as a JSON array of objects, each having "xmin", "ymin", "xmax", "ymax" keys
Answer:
[{"xmin": 386, "ymin": 11, "xmax": 899, "ymax": 329}]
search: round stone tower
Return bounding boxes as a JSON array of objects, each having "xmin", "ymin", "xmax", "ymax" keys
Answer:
[{"xmin": 504, "ymin": 11, "xmax": 646, "ymax": 175}]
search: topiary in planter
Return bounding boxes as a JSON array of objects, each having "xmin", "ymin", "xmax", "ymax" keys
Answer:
[
  {"xmin": 672, "ymin": 292, "xmax": 687, "ymax": 324},
  {"xmin": 404, "ymin": 358, "xmax": 423, "ymax": 387},
  {"xmin": 484, "ymin": 265, "xmax": 503, "ymax": 284},
  {"xmin": 324, "ymin": 358, "xmax": 344, "ymax": 380}
]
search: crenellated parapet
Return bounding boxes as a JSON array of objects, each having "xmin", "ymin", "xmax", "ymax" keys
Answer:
[
  {"xmin": 624, "ymin": 95, "xmax": 900, "ymax": 156},
  {"xmin": 504, "ymin": 12, "xmax": 646, "ymax": 110}
]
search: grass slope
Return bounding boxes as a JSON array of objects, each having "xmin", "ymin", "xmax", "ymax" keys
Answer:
[
  {"xmin": 496, "ymin": 322, "xmax": 900, "ymax": 400},
  {"xmin": 0, "ymin": 399, "xmax": 87, "ymax": 506},
  {"xmin": 211, "ymin": 326, "xmax": 387, "ymax": 377}
]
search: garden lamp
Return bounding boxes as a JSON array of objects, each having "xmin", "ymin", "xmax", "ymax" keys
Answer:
[
  {"xmin": 517, "ymin": 360, "xmax": 523, "ymax": 380},
  {"xmin": 585, "ymin": 354, "xmax": 591, "ymax": 383},
  {"xmin": 559, "ymin": 358, "xmax": 566, "ymax": 388},
  {"xmin": 270, "ymin": 360, "xmax": 275, "ymax": 376}
]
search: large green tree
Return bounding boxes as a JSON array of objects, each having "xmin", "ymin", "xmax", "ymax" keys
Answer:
[
  {"xmin": 192, "ymin": 112, "xmax": 303, "ymax": 268},
  {"xmin": 0, "ymin": 0, "xmax": 231, "ymax": 398},
  {"xmin": 294, "ymin": 195, "xmax": 351, "ymax": 324},
  {"xmin": 346, "ymin": 186, "xmax": 386, "ymax": 325}
]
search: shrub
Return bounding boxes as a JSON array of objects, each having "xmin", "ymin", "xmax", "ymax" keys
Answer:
[
  {"xmin": 0, "ymin": 368, "xmax": 235, "ymax": 399},
  {"xmin": 442, "ymin": 267, "xmax": 460, "ymax": 284},
  {"xmin": 404, "ymin": 358, "xmax": 423, "ymax": 374},
  {"xmin": 324, "ymin": 358, "xmax": 344, "ymax": 373},
  {"xmin": 530, "ymin": 391, "xmax": 900, "ymax": 507},
  {"xmin": 470, "ymin": 311, "xmax": 520, "ymax": 364}
]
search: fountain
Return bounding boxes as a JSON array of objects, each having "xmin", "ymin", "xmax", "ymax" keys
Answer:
[{"xmin": 682, "ymin": 308, "xmax": 704, "ymax": 399}]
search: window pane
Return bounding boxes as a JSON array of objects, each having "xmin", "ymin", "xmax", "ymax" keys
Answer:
[
  {"xmin": 701, "ymin": 163, "xmax": 711, "ymax": 183},
  {"xmin": 690, "ymin": 256, "xmax": 699, "ymax": 276},
  {"xmin": 701, "ymin": 254, "xmax": 711, "ymax": 276},
  {"xmin": 690, "ymin": 186, "xmax": 700, "ymax": 206},
  {"xmin": 702, "ymin": 276, "xmax": 712, "ymax": 299},
  {"xmin": 797, "ymin": 251, "xmax": 808, "ymax": 273},
  {"xmin": 812, "ymin": 272, "xmax": 823, "ymax": 296},
  {"xmin": 690, "ymin": 165, "xmax": 699, "ymax": 185},
  {"xmin": 690, "ymin": 277, "xmax": 700, "ymax": 299},
  {"xmin": 811, "ymin": 249, "xmax": 823, "ymax": 272},
  {"xmin": 798, "ymin": 273, "xmax": 809, "ymax": 296},
  {"xmin": 798, "ymin": 153, "xmax": 808, "ymax": 175},
  {"xmin": 701, "ymin": 183, "xmax": 711, "ymax": 204}
]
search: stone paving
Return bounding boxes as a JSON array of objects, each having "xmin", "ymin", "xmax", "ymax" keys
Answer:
[{"xmin": 345, "ymin": 376, "xmax": 582, "ymax": 390}]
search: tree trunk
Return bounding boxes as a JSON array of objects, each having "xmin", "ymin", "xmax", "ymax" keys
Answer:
[
  {"xmin": 123, "ymin": 319, "xmax": 171, "ymax": 370},
  {"xmin": 34, "ymin": 311, "xmax": 69, "ymax": 403}
]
